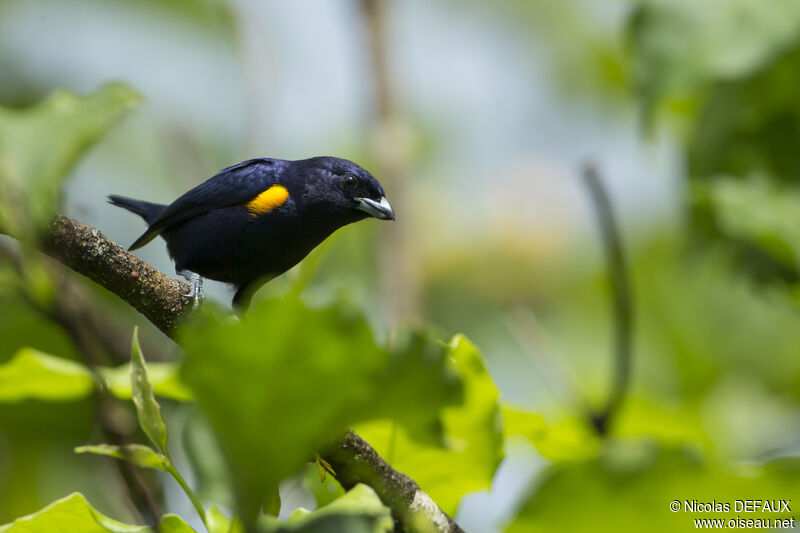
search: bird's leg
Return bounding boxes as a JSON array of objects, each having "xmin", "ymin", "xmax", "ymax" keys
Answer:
[{"xmin": 177, "ymin": 269, "xmax": 204, "ymax": 310}]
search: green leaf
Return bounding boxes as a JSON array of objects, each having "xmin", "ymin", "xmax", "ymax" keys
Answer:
[
  {"xmin": 0, "ymin": 492, "xmax": 150, "ymax": 533},
  {"xmin": 0, "ymin": 83, "xmax": 139, "ymax": 237},
  {"xmin": 507, "ymin": 443, "xmax": 800, "ymax": 533},
  {"xmin": 501, "ymin": 405, "xmax": 599, "ymax": 462},
  {"xmin": 206, "ymin": 506, "xmax": 243, "ymax": 533},
  {"xmin": 158, "ymin": 515, "xmax": 197, "ymax": 533},
  {"xmin": 259, "ymin": 484, "xmax": 392, "ymax": 533},
  {"xmin": 354, "ymin": 335, "xmax": 503, "ymax": 515},
  {"xmin": 0, "ymin": 347, "xmax": 93, "ymax": 402},
  {"xmin": 100, "ymin": 362, "xmax": 194, "ymax": 402},
  {"xmin": 130, "ymin": 327, "xmax": 169, "ymax": 454},
  {"xmin": 289, "ymin": 484, "xmax": 391, "ymax": 529},
  {"xmin": 701, "ymin": 178, "xmax": 800, "ymax": 271},
  {"xmin": 75, "ymin": 443, "xmax": 169, "ymax": 471},
  {"xmin": 178, "ymin": 297, "xmax": 460, "ymax": 523},
  {"xmin": 0, "ymin": 347, "xmax": 193, "ymax": 405},
  {"xmin": 365, "ymin": 329, "xmax": 463, "ymax": 445},
  {"xmin": 629, "ymin": 0, "xmax": 800, "ymax": 121},
  {"xmin": 303, "ymin": 463, "xmax": 345, "ymax": 509}
]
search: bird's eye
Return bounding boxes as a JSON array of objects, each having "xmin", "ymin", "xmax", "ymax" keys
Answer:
[{"xmin": 341, "ymin": 173, "xmax": 358, "ymax": 190}]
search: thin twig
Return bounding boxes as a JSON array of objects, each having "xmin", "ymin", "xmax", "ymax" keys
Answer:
[{"xmin": 581, "ymin": 163, "xmax": 634, "ymax": 435}]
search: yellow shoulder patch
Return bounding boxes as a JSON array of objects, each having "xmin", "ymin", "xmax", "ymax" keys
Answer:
[{"xmin": 246, "ymin": 185, "xmax": 289, "ymax": 216}]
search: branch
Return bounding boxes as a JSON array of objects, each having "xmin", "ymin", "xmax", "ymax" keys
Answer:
[
  {"xmin": 322, "ymin": 430, "xmax": 461, "ymax": 533},
  {"xmin": 21, "ymin": 215, "xmax": 463, "ymax": 533},
  {"xmin": 41, "ymin": 216, "xmax": 192, "ymax": 335},
  {"xmin": 581, "ymin": 164, "xmax": 634, "ymax": 435}
]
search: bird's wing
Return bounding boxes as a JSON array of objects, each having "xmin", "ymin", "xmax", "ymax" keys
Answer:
[{"xmin": 129, "ymin": 159, "xmax": 285, "ymax": 250}]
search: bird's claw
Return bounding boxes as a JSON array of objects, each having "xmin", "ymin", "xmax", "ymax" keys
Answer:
[{"xmin": 179, "ymin": 271, "xmax": 204, "ymax": 310}]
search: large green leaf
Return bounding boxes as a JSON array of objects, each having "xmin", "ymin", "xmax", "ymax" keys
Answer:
[
  {"xmin": 507, "ymin": 443, "xmax": 800, "ymax": 533},
  {"xmin": 354, "ymin": 335, "xmax": 503, "ymax": 515},
  {"xmin": 0, "ymin": 83, "xmax": 139, "ymax": 237},
  {"xmin": 0, "ymin": 347, "xmax": 93, "ymax": 402},
  {"xmin": 178, "ymin": 296, "xmax": 460, "ymax": 523},
  {"xmin": 0, "ymin": 345, "xmax": 192, "ymax": 404},
  {"xmin": 629, "ymin": 0, "xmax": 800, "ymax": 120},
  {"xmin": 0, "ymin": 492, "xmax": 149, "ymax": 533}
]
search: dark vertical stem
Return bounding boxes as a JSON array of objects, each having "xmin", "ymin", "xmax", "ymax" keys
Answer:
[{"xmin": 582, "ymin": 164, "xmax": 633, "ymax": 435}]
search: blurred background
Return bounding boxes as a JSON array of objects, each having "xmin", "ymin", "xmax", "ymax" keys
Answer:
[{"xmin": 2, "ymin": 0, "xmax": 800, "ymax": 531}]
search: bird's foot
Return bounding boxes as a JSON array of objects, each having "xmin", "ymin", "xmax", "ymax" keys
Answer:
[{"xmin": 178, "ymin": 270, "xmax": 204, "ymax": 310}]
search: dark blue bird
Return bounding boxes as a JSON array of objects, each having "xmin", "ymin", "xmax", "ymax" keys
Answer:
[{"xmin": 109, "ymin": 156, "xmax": 394, "ymax": 310}]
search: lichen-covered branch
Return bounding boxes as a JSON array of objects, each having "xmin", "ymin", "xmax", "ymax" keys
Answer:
[
  {"xmin": 41, "ymin": 215, "xmax": 192, "ymax": 335},
  {"xmin": 11, "ymin": 214, "xmax": 462, "ymax": 533},
  {"xmin": 323, "ymin": 430, "xmax": 463, "ymax": 533}
]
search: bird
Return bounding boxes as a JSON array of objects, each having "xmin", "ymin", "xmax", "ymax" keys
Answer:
[{"xmin": 109, "ymin": 156, "xmax": 394, "ymax": 311}]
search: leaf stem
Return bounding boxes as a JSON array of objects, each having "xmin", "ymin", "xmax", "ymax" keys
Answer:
[{"xmin": 166, "ymin": 462, "xmax": 208, "ymax": 531}]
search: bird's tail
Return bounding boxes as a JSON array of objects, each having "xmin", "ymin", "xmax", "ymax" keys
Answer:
[{"xmin": 108, "ymin": 195, "xmax": 166, "ymax": 225}]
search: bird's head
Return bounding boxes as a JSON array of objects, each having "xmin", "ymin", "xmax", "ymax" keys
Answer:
[{"xmin": 294, "ymin": 156, "xmax": 395, "ymax": 223}]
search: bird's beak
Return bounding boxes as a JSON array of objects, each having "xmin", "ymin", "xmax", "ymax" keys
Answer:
[{"xmin": 355, "ymin": 196, "xmax": 395, "ymax": 220}]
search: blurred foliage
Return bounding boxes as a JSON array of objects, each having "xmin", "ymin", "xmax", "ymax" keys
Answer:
[
  {"xmin": 502, "ymin": 406, "xmax": 599, "ymax": 463},
  {"xmin": 354, "ymin": 335, "xmax": 503, "ymax": 516},
  {"xmin": 0, "ymin": 493, "xmax": 150, "ymax": 533},
  {"xmin": 630, "ymin": 0, "xmax": 800, "ymax": 123},
  {"xmin": 630, "ymin": 0, "xmax": 800, "ymax": 289},
  {"xmin": 508, "ymin": 444, "xmax": 799, "ymax": 532},
  {"xmin": 0, "ymin": 347, "xmax": 190, "ymax": 403},
  {"xmin": 456, "ymin": 0, "xmax": 632, "ymax": 104},
  {"xmin": 0, "ymin": 84, "xmax": 139, "ymax": 238},
  {"xmin": 2, "ymin": 1, "xmax": 800, "ymax": 532},
  {"xmin": 178, "ymin": 297, "xmax": 461, "ymax": 523},
  {"xmin": 0, "ymin": 347, "xmax": 94, "ymax": 402},
  {"xmin": 0, "ymin": 328, "xmax": 411, "ymax": 533},
  {"xmin": 695, "ymin": 178, "xmax": 800, "ymax": 279},
  {"xmin": 687, "ymin": 46, "xmax": 800, "ymax": 183}
]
